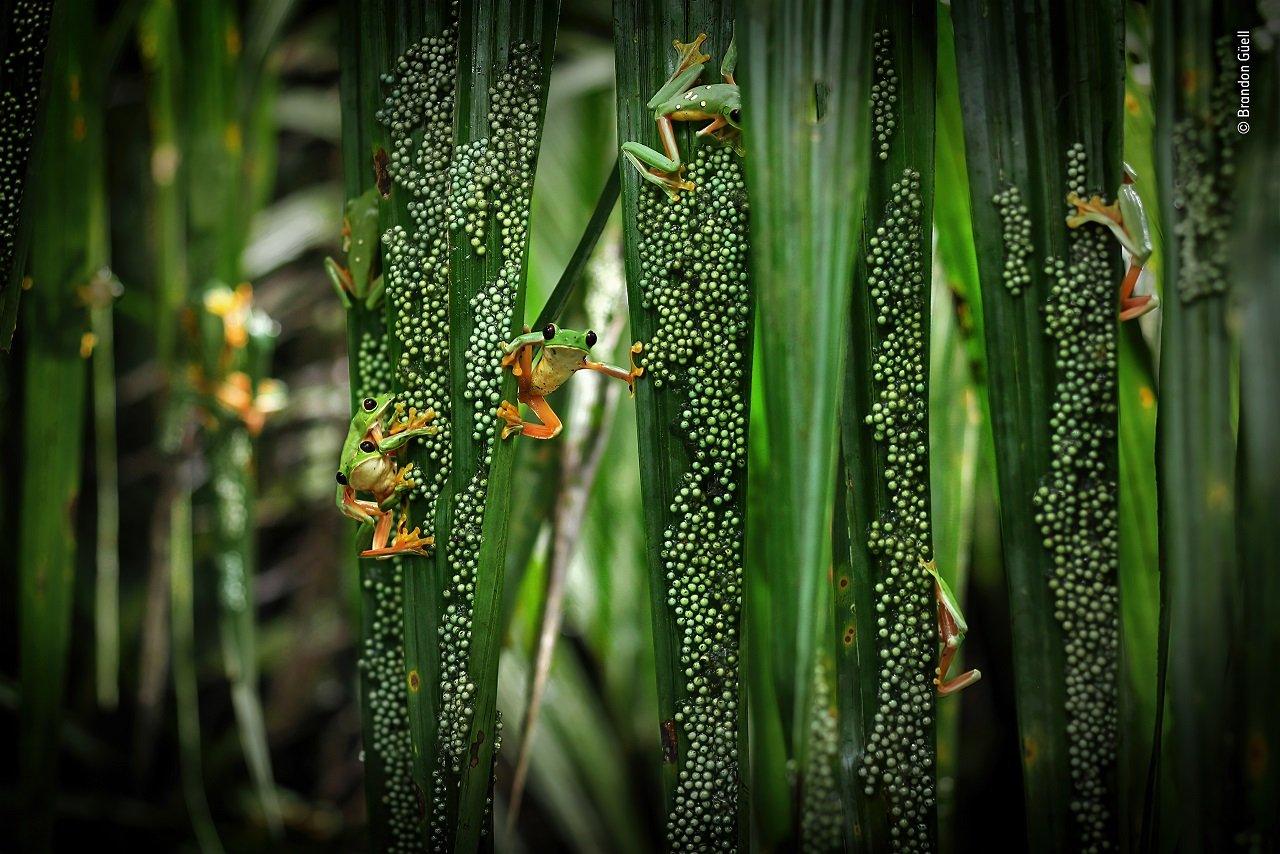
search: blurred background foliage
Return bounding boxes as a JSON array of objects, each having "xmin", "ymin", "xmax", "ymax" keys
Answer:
[{"xmin": 0, "ymin": 0, "xmax": 1272, "ymax": 851}]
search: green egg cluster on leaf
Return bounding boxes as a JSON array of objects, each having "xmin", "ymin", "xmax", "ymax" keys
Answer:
[
  {"xmin": 1033, "ymin": 142, "xmax": 1120, "ymax": 852},
  {"xmin": 993, "ymin": 185, "xmax": 1034, "ymax": 296},
  {"xmin": 871, "ymin": 30, "xmax": 898, "ymax": 162},
  {"xmin": 636, "ymin": 147, "xmax": 750, "ymax": 852},
  {"xmin": 856, "ymin": 168, "xmax": 936, "ymax": 853}
]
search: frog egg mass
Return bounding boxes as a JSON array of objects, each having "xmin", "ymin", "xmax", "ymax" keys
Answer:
[
  {"xmin": 993, "ymin": 185, "xmax": 1034, "ymax": 296},
  {"xmin": 634, "ymin": 144, "xmax": 750, "ymax": 852},
  {"xmin": 384, "ymin": 29, "xmax": 545, "ymax": 846},
  {"xmin": 871, "ymin": 30, "xmax": 898, "ymax": 162},
  {"xmin": 1033, "ymin": 142, "xmax": 1119, "ymax": 852},
  {"xmin": 856, "ymin": 167, "xmax": 936, "ymax": 854}
]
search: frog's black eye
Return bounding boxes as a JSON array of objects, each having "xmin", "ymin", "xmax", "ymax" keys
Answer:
[
  {"xmin": 362, "ymin": 397, "xmax": 377, "ymax": 411},
  {"xmin": 729, "ymin": 108, "xmax": 741, "ymax": 124},
  {"xmin": 359, "ymin": 440, "xmax": 375, "ymax": 453},
  {"xmin": 543, "ymin": 323, "xmax": 556, "ymax": 340},
  {"xmin": 585, "ymin": 330, "xmax": 597, "ymax": 348},
  {"xmin": 335, "ymin": 472, "xmax": 348, "ymax": 485}
]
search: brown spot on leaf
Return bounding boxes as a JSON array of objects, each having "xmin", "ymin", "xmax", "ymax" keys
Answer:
[
  {"xmin": 1023, "ymin": 735, "xmax": 1038, "ymax": 765},
  {"xmin": 374, "ymin": 147, "xmax": 392, "ymax": 198},
  {"xmin": 843, "ymin": 625, "xmax": 856, "ymax": 646},
  {"xmin": 406, "ymin": 669, "xmax": 421, "ymax": 693},
  {"xmin": 469, "ymin": 730, "xmax": 486, "ymax": 768},
  {"xmin": 838, "ymin": 576, "xmax": 850, "ymax": 590},
  {"xmin": 661, "ymin": 719, "xmax": 677, "ymax": 764}
]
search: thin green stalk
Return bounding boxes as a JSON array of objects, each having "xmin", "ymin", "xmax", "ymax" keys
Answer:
[
  {"xmin": 17, "ymin": 2, "xmax": 95, "ymax": 845},
  {"xmin": 739, "ymin": 0, "xmax": 873, "ymax": 847},
  {"xmin": 88, "ymin": 269, "xmax": 122, "ymax": 710},
  {"xmin": 507, "ymin": 308, "xmax": 627, "ymax": 832},
  {"xmin": 835, "ymin": 5, "xmax": 938, "ymax": 849},
  {"xmin": 170, "ymin": 475, "xmax": 224, "ymax": 854},
  {"xmin": 134, "ymin": 0, "xmax": 187, "ymax": 774},
  {"xmin": 1152, "ymin": 2, "xmax": 1250, "ymax": 849},
  {"xmin": 1234, "ymin": 42, "xmax": 1279, "ymax": 852},
  {"xmin": 614, "ymin": 4, "xmax": 753, "ymax": 848},
  {"xmin": 0, "ymin": 0, "xmax": 54, "ymax": 349},
  {"xmin": 533, "ymin": 161, "xmax": 619, "ymax": 330}
]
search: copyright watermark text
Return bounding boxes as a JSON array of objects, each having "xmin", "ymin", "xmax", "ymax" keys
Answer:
[{"xmin": 1237, "ymin": 30, "xmax": 1252, "ymax": 134}]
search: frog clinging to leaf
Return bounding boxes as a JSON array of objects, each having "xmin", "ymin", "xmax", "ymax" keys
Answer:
[
  {"xmin": 497, "ymin": 324, "xmax": 644, "ymax": 441},
  {"xmin": 335, "ymin": 393, "xmax": 437, "ymax": 558}
]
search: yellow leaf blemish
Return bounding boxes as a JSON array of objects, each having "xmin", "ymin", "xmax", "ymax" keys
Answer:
[{"xmin": 1139, "ymin": 386, "xmax": 1155, "ymax": 409}]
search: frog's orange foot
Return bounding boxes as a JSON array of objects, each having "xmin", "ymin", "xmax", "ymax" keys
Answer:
[
  {"xmin": 1065, "ymin": 191, "xmax": 1121, "ymax": 228},
  {"xmin": 497, "ymin": 400, "xmax": 525, "ymax": 439},
  {"xmin": 936, "ymin": 668, "xmax": 982, "ymax": 697},
  {"xmin": 628, "ymin": 342, "xmax": 646, "ymax": 394},
  {"xmin": 361, "ymin": 529, "xmax": 433, "ymax": 559},
  {"xmin": 652, "ymin": 167, "xmax": 695, "ymax": 200},
  {"xmin": 391, "ymin": 406, "xmax": 436, "ymax": 435},
  {"xmin": 392, "ymin": 463, "xmax": 417, "ymax": 491},
  {"xmin": 672, "ymin": 34, "xmax": 710, "ymax": 74}
]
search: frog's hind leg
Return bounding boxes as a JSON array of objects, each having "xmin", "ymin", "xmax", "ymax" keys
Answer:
[
  {"xmin": 935, "ymin": 607, "xmax": 982, "ymax": 696},
  {"xmin": 1119, "ymin": 264, "xmax": 1159, "ymax": 321},
  {"xmin": 498, "ymin": 393, "xmax": 562, "ymax": 441},
  {"xmin": 361, "ymin": 509, "xmax": 433, "ymax": 559},
  {"xmin": 622, "ymin": 116, "xmax": 695, "ymax": 198}
]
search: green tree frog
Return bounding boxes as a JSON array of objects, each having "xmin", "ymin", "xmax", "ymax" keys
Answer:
[
  {"xmin": 335, "ymin": 393, "xmax": 437, "ymax": 558},
  {"xmin": 620, "ymin": 32, "xmax": 741, "ymax": 198},
  {"xmin": 921, "ymin": 558, "xmax": 982, "ymax": 696},
  {"xmin": 496, "ymin": 324, "xmax": 644, "ymax": 441},
  {"xmin": 325, "ymin": 187, "xmax": 385, "ymax": 311},
  {"xmin": 1066, "ymin": 162, "xmax": 1158, "ymax": 321}
]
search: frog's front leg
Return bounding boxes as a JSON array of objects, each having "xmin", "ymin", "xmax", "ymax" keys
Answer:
[
  {"xmin": 375, "ymin": 463, "xmax": 418, "ymax": 512},
  {"xmin": 379, "ymin": 409, "xmax": 438, "ymax": 452},
  {"xmin": 582, "ymin": 341, "xmax": 646, "ymax": 396}
]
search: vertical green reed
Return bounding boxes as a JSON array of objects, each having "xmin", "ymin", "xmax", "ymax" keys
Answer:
[
  {"xmin": 0, "ymin": 0, "xmax": 54, "ymax": 346},
  {"xmin": 739, "ymin": 0, "xmax": 873, "ymax": 848},
  {"xmin": 835, "ymin": 5, "xmax": 937, "ymax": 850},
  {"xmin": 1152, "ymin": 2, "xmax": 1251, "ymax": 848},
  {"xmin": 17, "ymin": 2, "xmax": 94, "ymax": 846},
  {"xmin": 1234, "ymin": 38, "xmax": 1278, "ymax": 853},
  {"xmin": 953, "ymin": 0, "xmax": 1124, "ymax": 849},
  {"xmin": 614, "ymin": 4, "xmax": 752, "ymax": 849}
]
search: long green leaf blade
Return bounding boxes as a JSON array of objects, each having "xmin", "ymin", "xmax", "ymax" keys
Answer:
[
  {"xmin": 739, "ymin": 0, "xmax": 874, "ymax": 846},
  {"xmin": 835, "ymin": 4, "xmax": 938, "ymax": 848},
  {"xmin": 17, "ymin": 1, "xmax": 94, "ymax": 844},
  {"xmin": 953, "ymin": 1, "xmax": 1126, "ymax": 848},
  {"xmin": 1152, "ymin": 2, "xmax": 1251, "ymax": 848},
  {"xmin": 614, "ymin": 4, "xmax": 754, "ymax": 847}
]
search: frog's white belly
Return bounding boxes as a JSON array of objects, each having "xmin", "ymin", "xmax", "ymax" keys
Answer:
[
  {"xmin": 531, "ymin": 347, "xmax": 585, "ymax": 396},
  {"xmin": 350, "ymin": 456, "xmax": 395, "ymax": 497}
]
